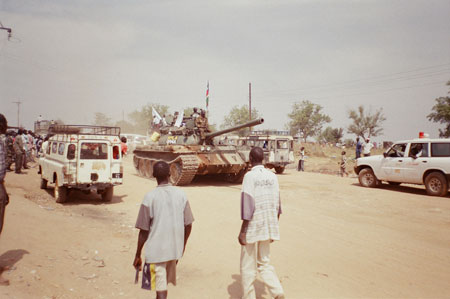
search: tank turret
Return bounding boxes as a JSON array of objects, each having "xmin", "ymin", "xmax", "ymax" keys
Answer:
[{"xmin": 157, "ymin": 118, "xmax": 264, "ymax": 146}]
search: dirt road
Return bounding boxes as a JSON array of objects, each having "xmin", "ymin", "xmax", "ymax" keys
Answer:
[{"xmin": 1, "ymin": 157, "xmax": 450, "ymax": 298}]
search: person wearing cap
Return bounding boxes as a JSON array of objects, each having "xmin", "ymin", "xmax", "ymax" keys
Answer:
[{"xmin": 362, "ymin": 138, "xmax": 374, "ymax": 157}]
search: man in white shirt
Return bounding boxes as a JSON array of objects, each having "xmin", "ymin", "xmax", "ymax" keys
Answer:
[
  {"xmin": 238, "ymin": 147, "xmax": 284, "ymax": 299},
  {"xmin": 363, "ymin": 138, "xmax": 374, "ymax": 157}
]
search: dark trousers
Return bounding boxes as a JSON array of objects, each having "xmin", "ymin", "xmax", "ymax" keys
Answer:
[
  {"xmin": 15, "ymin": 153, "xmax": 23, "ymax": 173},
  {"xmin": 297, "ymin": 160, "xmax": 304, "ymax": 171}
]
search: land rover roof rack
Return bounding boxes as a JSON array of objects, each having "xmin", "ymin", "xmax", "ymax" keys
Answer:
[{"xmin": 48, "ymin": 124, "xmax": 120, "ymax": 136}]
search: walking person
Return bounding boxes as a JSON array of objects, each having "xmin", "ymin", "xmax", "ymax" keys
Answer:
[
  {"xmin": 297, "ymin": 146, "xmax": 305, "ymax": 171},
  {"xmin": 339, "ymin": 150, "xmax": 348, "ymax": 177},
  {"xmin": 355, "ymin": 137, "xmax": 362, "ymax": 159},
  {"xmin": 238, "ymin": 147, "xmax": 285, "ymax": 299},
  {"xmin": 133, "ymin": 161, "xmax": 194, "ymax": 299}
]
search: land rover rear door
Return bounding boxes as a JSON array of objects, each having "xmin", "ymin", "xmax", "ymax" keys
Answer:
[{"xmin": 77, "ymin": 140, "xmax": 111, "ymax": 184}]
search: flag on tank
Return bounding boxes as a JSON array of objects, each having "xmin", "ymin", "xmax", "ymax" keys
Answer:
[{"xmin": 205, "ymin": 81, "xmax": 209, "ymax": 110}]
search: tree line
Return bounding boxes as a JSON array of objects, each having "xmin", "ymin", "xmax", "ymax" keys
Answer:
[{"xmin": 94, "ymin": 80, "xmax": 449, "ymax": 140}]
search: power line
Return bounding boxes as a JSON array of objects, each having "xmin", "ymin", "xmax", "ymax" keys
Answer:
[{"xmin": 258, "ymin": 63, "xmax": 450, "ymax": 96}]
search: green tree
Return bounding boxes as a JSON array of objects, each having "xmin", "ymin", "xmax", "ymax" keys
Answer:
[
  {"xmin": 318, "ymin": 126, "xmax": 344, "ymax": 144},
  {"xmin": 347, "ymin": 105, "xmax": 386, "ymax": 139},
  {"xmin": 93, "ymin": 112, "xmax": 112, "ymax": 126},
  {"xmin": 221, "ymin": 105, "xmax": 260, "ymax": 136},
  {"xmin": 129, "ymin": 103, "xmax": 169, "ymax": 135},
  {"xmin": 427, "ymin": 81, "xmax": 450, "ymax": 138},
  {"xmin": 287, "ymin": 100, "xmax": 331, "ymax": 142}
]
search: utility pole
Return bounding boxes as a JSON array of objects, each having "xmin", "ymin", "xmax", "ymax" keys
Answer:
[
  {"xmin": 249, "ymin": 82, "xmax": 252, "ymax": 120},
  {"xmin": 249, "ymin": 82, "xmax": 252, "ymax": 133},
  {"xmin": 12, "ymin": 100, "xmax": 21, "ymax": 127}
]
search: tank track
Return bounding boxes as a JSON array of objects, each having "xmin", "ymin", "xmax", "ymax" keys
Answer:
[
  {"xmin": 168, "ymin": 155, "xmax": 199, "ymax": 186},
  {"xmin": 134, "ymin": 154, "xmax": 199, "ymax": 186}
]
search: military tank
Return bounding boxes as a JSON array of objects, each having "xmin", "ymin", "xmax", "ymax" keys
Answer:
[{"xmin": 133, "ymin": 118, "xmax": 264, "ymax": 185}]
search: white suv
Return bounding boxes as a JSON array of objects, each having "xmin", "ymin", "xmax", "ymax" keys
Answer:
[
  {"xmin": 39, "ymin": 125, "xmax": 123, "ymax": 203},
  {"xmin": 354, "ymin": 138, "xmax": 450, "ymax": 196}
]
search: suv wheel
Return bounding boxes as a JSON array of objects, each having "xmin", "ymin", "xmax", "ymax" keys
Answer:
[
  {"xmin": 358, "ymin": 168, "xmax": 379, "ymax": 188},
  {"xmin": 425, "ymin": 172, "xmax": 448, "ymax": 197},
  {"xmin": 54, "ymin": 177, "xmax": 68, "ymax": 203},
  {"xmin": 101, "ymin": 186, "xmax": 114, "ymax": 202}
]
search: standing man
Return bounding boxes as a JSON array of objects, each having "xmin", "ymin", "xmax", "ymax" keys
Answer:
[
  {"xmin": 363, "ymin": 138, "xmax": 374, "ymax": 157},
  {"xmin": 5, "ymin": 131, "xmax": 15, "ymax": 171},
  {"xmin": 0, "ymin": 114, "xmax": 9, "ymax": 235},
  {"xmin": 13, "ymin": 129, "xmax": 24, "ymax": 173},
  {"xmin": 355, "ymin": 137, "xmax": 362, "ymax": 159},
  {"xmin": 238, "ymin": 147, "xmax": 285, "ymax": 299},
  {"xmin": 134, "ymin": 161, "xmax": 194, "ymax": 299}
]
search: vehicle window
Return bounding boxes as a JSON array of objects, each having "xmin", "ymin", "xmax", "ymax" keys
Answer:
[
  {"xmin": 67, "ymin": 144, "xmax": 76, "ymax": 160},
  {"xmin": 80, "ymin": 142, "xmax": 108, "ymax": 160},
  {"xmin": 58, "ymin": 143, "xmax": 65, "ymax": 155},
  {"xmin": 277, "ymin": 140, "xmax": 288, "ymax": 149},
  {"xmin": 46, "ymin": 142, "xmax": 51, "ymax": 155},
  {"xmin": 409, "ymin": 143, "xmax": 429, "ymax": 158},
  {"xmin": 290, "ymin": 141, "xmax": 294, "ymax": 149},
  {"xmin": 113, "ymin": 145, "xmax": 120, "ymax": 159},
  {"xmin": 51, "ymin": 142, "xmax": 57, "ymax": 154},
  {"xmin": 431, "ymin": 143, "xmax": 450, "ymax": 157},
  {"xmin": 386, "ymin": 143, "xmax": 406, "ymax": 157}
]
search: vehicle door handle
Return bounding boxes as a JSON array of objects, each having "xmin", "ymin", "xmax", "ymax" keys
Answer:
[
  {"xmin": 422, "ymin": 160, "xmax": 427, "ymax": 163},
  {"xmin": 398, "ymin": 160, "xmax": 402, "ymax": 162}
]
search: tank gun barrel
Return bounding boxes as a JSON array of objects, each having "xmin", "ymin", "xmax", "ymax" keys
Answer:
[{"xmin": 205, "ymin": 118, "xmax": 264, "ymax": 140}]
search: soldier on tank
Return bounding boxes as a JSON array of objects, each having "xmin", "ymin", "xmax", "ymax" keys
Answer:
[{"xmin": 195, "ymin": 110, "xmax": 209, "ymax": 144}]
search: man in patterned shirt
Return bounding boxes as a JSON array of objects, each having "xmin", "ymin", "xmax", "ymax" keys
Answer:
[
  {"xmin": 238, "ymin": 147, "xmax": 285, "ymax": 299},
  {"xmin": 0, "ymin": 113, "xmax": 9, "ymax": 235}
]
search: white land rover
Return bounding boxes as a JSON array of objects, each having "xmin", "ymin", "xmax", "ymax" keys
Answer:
[
  {"xmin": 354, "ymin": 138, "xmax": 450, "ymax": 197},
  {"xmin": 39, "ymin": 125, "xmax": 123, "ymax": 203}
]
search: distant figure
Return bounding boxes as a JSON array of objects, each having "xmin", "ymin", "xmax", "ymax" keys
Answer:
[
  {"xmin": 297, "ymin": 146, "xmax": 305, "ymax": 172},
  {"xmin": 191, "ymin": 107, "xmax": 199, "ymax": 119},
  {"xmin": 355, "ymin": 137, "xmax": 362, "ymax": 159},
  {"xmin": 134, "ymin": 161, "xmax": 193, "ymax": 299},
  {"xmin": 239, "ymin": 147, "xmax": 285, "ymax": 299},
  {"xmin": 340, "ymin": 150, "xmax": 348, "ymax": 177},
  {"xmin": 362, "ymin": 138, "xmax": 374, "ymax": 157},
  {"xmin": 13, "ymin": 129, "xmax": 24, "ymax": 173},
  {"xmin": 37, "ymin": 115, "xmax": 43, "ymax": 123}
]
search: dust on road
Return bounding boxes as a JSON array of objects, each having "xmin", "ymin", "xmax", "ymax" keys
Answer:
[{"xmin": 1, "ymin": 157, "xmax": 450, "ymax": 298}]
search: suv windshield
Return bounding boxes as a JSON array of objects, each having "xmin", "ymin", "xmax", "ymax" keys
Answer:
[{"xmin": 80, "ymin": 142, "xmax": 108, "ymax": 160}]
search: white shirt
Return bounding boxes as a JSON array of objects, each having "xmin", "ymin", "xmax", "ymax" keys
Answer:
[
  {"xmin": 363, "ymin": 142, "xmax": 374, "ymax": 155},
  {"xmin": 241, "ymin": 165, "xmax": 281, "ymax": 244}
]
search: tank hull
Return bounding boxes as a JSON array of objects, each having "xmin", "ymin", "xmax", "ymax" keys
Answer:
[{"xmin": 133, "ymin": 144, "xmax": 249, "ymax": 185}]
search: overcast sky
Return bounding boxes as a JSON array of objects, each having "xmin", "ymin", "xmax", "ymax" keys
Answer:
[{"xmin": 1, "ymin": 0, "xmax": 449, "ymax": 142}]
